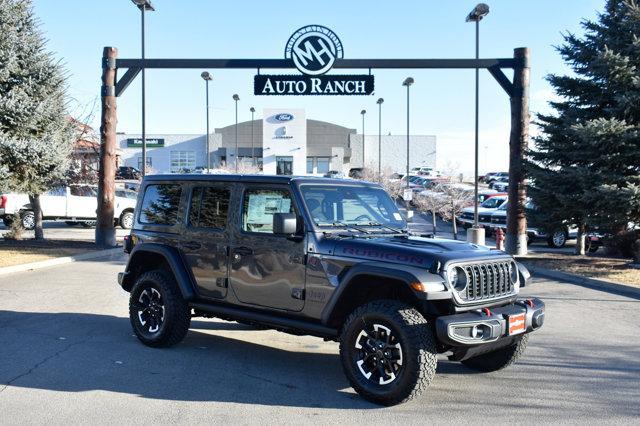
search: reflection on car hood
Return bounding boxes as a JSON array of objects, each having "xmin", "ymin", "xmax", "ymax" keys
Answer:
[{"xmin": 323, "ymin": 235, "xmax": 509, "ymax": 268}]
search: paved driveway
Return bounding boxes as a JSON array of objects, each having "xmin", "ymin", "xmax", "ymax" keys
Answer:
[{"xmin": 0, "ymin": 254, "xmax": 638, "ymax": 423}]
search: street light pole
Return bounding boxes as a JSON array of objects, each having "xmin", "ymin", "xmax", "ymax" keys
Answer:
[
  {"xmin": 233, "ymin": 94, "xmax": 240, "ymax": 173},
  {"xmin": 466, "ymin": 3, "xmax": 490, "ymax": 245},
  {"xmin": 131, "ymin": 0, "xmax": 154, "ymax": 177},
  {"xmin": 201, "ymin": 71, "xmax": 212, "ymax": 170},
  {"xmin": 403, "ymin": 78, "xmax": 414, "ymax": 190},
  {"xmin": 360, "ymin": 109, "xmax": 366, "ymax": 168},
  {"xmin": 250, "ymin": 107, "xmax": 255, "ymax": 166},
  {"xmin": 377, "ymin": 98, "xmax": 384, "ymax": 175}
]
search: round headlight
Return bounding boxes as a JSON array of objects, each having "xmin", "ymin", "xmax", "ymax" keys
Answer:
[
  {"xmin": 449, "ymin": 266, "xmax": 468, "ymax": 291},
  {"xmin": 509, "ymin": 262, "xmax": 518, "ymax": 283}
]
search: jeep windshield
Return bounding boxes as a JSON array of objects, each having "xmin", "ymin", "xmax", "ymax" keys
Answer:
[{"xmin": 299, "ymin": 184, "xmax": 407, "ymax": 232}]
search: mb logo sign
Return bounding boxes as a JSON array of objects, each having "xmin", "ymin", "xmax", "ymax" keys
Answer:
[{"xmin": 254, "ymin": 25, "xmax": 374, "ymax": 96}]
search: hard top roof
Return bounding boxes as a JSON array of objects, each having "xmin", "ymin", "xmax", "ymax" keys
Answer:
[{"xmin": 142, "ymin": 174, "xmax": 381, "ymax": 187}]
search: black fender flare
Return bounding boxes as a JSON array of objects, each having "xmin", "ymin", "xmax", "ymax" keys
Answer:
[
  {"xmin": 320, "ymin": 261, "xmax": 449, "ymax": 325},
  {"xmin": 122, "ymin": 243, "xmax": 196, "ymax": 301}
]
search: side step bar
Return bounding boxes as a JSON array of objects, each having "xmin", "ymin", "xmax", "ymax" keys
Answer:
[{"xmin": 190, "ymin": 302, "xmax": 338, "ymax": 339}]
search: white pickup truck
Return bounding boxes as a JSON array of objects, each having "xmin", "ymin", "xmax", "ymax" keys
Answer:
[{"xmin": 0, "ymin": 185, "xmax": 137, "ymax": 230}]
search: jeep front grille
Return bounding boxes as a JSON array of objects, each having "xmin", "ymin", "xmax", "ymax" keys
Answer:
[{"xmin": 459, "ymin": 261, "xmax": 515, "ymax": 302}]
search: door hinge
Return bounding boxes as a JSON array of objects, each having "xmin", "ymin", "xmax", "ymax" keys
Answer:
[{"xmin": 291, "ymin": 288, "xmax": 305, "ymax": 300}]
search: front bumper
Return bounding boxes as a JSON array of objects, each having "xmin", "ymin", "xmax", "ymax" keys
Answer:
[{"xmin": 435, "ymin": 298, "xmax": 545, "ymax": 347}]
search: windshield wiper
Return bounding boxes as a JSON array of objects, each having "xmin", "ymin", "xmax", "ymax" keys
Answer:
[
  {"xmin": 315, "ymin": 221, "xmax": 372, "ymax": 234},
  {"xmin": 361, "ymin": 221, "xmax": 410, "ymax": 235}
]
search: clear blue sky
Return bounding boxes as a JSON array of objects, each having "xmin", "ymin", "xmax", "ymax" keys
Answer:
[{"xmin": 33, "ymin": 0, "xmax": 603, "ymax": 175}]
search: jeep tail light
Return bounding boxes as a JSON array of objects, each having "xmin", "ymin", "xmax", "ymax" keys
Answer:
[{"xmin": 0, "ymin": 195, "xmax": 6, "ymax": 209}]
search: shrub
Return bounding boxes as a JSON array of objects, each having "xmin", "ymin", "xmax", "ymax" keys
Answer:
[{"xmin": 603, "ymin": 229, "xmax": 640, "ymax": 258}]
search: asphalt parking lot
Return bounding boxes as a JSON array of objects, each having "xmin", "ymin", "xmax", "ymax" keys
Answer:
[{"xmin": 0, "ymin": 253, "xmax": 638, "ymax": 423}]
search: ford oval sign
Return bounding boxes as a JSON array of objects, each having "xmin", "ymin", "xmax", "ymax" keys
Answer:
[{"xmin": 274, "ymin": 113, "xmax": 294, "ymax": 122}]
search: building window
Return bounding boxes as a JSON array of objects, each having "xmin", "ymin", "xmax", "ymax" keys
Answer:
[
  {"xmin": 316, "ymin": 157, "xmax": 330, "ymax": 174},
  {"xmin": 306, "ymin": 158, "xmax": 314, "ymax": 174},
  {"xmin": 276, "ymin": 156, "xmax": 293, "ymax": 175},
  {"xmin": 137, "ymin": 156, "xmax": 152, "ymax": 171},
  {"xmin": 170, "ymin": 151, "xmax": 195, "ymax": 173}
]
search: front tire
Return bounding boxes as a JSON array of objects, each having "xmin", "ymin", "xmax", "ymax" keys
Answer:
[
  {"xmin": 339, "ymin": 300, "xmax": 438, "ymax": 406},
  {"xmin": 129, "ymin": 270, "xmax": 191, "ymax": 348},
  {"xmin": 462, "ymin": 334, "xmax": 529, "ymax": 372}
]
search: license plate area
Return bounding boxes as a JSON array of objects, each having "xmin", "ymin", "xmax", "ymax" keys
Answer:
[{"xmin": 508, "ymin": 313, "xmax": 526, "ymax": 335}]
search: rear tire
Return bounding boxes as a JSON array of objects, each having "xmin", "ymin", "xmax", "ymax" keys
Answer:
[
  {"xmin": 339, "ymin": 300, "xmax": 438, "ymax": 406},
  {"xmin": 462, "ymin": 334, "xmax": 529, "ymax": 372},
  {"xmin": 119, "ymin": 210, "xmax": 134, "ymax": 229},
  {"xmin": 129, "ymin": 270, "xmax": 191, "ymax": 348},
  {"xmin": 21, "ymin": 211, "xmax": 35, "ymax": 230},
  {"xmin": 547, "ymin": 230, "xmax": 567, "ymax": 248}
]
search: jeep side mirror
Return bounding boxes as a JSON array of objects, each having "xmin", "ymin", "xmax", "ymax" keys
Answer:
[{"xmin": 273, "ymin": 213, "xmax": 297, "ymax": 235}]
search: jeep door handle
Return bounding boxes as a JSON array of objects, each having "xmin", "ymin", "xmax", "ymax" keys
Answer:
[
  {"xmin": 232, "ymin": 247, "xmax": 254, "ymax": 256},
  {"xmin": 182, "ymin": 241, "xmax": 201, "ymax": 250}
]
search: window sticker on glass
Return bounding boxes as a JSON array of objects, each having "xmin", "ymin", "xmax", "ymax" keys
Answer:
[{"xmin": 246, "ymin": 194, "xmax": 291, "ymax": 225}]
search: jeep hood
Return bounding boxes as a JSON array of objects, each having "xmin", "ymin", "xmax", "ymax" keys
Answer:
[{"xmin": 324, "ymin": 235, "xmax": 511, "ymax": 269}]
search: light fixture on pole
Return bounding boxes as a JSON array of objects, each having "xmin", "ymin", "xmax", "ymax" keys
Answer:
[
  {"xmin": 376, "ymin": 98, "xmax": 384, "ymax": 175},
  {"xmin": 360, "ymin": 109, "xmax": 366, "ymax": 168},
  {"xmin": 131, "ymin": 0, "xmax": 154, "ymax": 177},
  {"xmin": 233, "ymin": 94, "xmax": 240, "ymax": 173},
  {"xmin": 250, "ymin": 107, "xmax": 256, "ymax": 166},
  {"xmin": 466, "ymin": 3, "xmax": 490, "ymax": 245},
  {"xmin": 402, "ymin": 77, "xmax": 414, "ymax": 190},
  {"xmin": 201, "ymin": 71, "xmax": 212, "ymax": 170}
]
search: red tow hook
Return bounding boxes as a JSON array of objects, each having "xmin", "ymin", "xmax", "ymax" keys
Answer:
[
  {"xmin": 482, "ymin": 308, "xmax": 491, "ymax": 316},
  {"xmin": 525, "ymin": 299, "xmax": 535, "ymax": 308}
]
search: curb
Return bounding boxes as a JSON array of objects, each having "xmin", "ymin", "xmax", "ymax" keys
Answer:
[
  {"xmin": 0, "ymin": 247, "xmax": 123, "ymax": 276},
  {"xmin": 521, "ymin": 261, "xmax": 640, "ymax": 300}
]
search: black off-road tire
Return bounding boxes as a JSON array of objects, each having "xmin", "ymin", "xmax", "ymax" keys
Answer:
[
  {"xmin": 119, "ymin": 210, "xmax": 134, "ymax": 229},
  {"xmin": 129, "ymin": 270, "xmax": 191, "ymax": 348},
  {"xmin": 461, "ymin": 334, "xmax": 529, "ymax": 372},
  {"xmin": 21, "ymin": 210, "xmax": 35, "ymax": 230},
  {"xmin": 339, "ymin": 300, "xmax": 438, "ymax": 406},
  {"xmin": 547, "ymin": 230, "xmax": 567, "ymax": 248}
]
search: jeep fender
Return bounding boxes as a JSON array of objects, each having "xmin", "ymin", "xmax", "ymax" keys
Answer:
[
  {"xmin": 122, "ymin": 243, "xmax": 196, "ymax": 301},
  {"xmin": 320, "ymin": 261, "xmax": 451, "ymax": 325}
]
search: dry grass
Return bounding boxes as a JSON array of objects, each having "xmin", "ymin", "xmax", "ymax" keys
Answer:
[
  {"xmin": 0, "ymin": 239, "xmax": 102, "ymax": 268},
  {"xmin": 523, "ymin": 252, "xmax": 640, "ymax": 287}
]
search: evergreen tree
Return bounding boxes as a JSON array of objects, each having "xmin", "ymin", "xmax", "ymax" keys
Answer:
[
  {"xmin": 529, "ymin": 0, "xmax": 640, "ymax": 254},
  {"xmin": 0, "ymin": 0, "xmax": 72, "ymax": 239}
]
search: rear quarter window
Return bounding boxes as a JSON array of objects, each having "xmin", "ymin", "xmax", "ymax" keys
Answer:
[{"xmin": 139, "ymin": 184, "xmax": 182, "ymax": 225}]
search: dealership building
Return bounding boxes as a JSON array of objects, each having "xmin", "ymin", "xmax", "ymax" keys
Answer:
[{"xmin": 116, "ymin": 109, "xmax": 436, "ymax": 175}]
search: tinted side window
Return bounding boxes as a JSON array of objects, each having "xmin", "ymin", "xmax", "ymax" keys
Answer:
[
  {"xmin": 242, "ymin": 189, "xmax": 293, "ymax": 233},
  {"xmin": 188, "ymin": 186, "xmax": 230, "ymax": 229},
  {"xmin": 140, "ymin": 184, "xmax": 182, "ymax": 225}
]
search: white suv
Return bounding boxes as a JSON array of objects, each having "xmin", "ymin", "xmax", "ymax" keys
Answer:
[{"xmin": 0, "ymin": 185, "xmax": 137, "ymax": 230}]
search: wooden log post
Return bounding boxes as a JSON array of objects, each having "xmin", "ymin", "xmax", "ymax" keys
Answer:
[
  {"xmin": 506, "ymin": 47, "xmax": 530, "ymax": 256},
  {"xmin": 95, "ymin": 47, "xmax": 118, "ymax": 247}
]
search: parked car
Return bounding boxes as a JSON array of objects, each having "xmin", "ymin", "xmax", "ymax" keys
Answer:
[
  {"xmin": 458, "ymin": 195, "xmax": 508, "ymax": 229},
  {"xmin": 492, "ymin": 181, "xmax": 509, "ymax": 192},
  {"xmin": 489, "ymin": 201, "xmax": 577, "ymax": 248},
  {"xmin": 118, "ymin": 174, "xmax": 544, "ymax": 406},
  {"xmin": 116, "ymin": 166, "xmax": 141, "ymax": 180},
  {"xmin": 485, "ymin": 172, "xmax": 509, "ymax": 185},
  {"xmin": 1, "ymin": 185, "xmax": 137, "ymax": 230},
  {"xmin": 489, "ymin": 176, "xmax": 509, "ymax": 189},
  {"xmin": 348, "ymin": 167, "xmax": 364, "ymax": 179}
]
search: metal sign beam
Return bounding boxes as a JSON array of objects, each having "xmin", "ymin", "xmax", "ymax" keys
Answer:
[{"xmin": 115, "ymin": 57, "xmax": 523, "ymax": 70}]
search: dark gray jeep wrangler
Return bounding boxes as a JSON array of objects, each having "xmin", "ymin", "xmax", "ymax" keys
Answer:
[{"xmin": 118, "ymin": 174, "xmax": 545, "ymax": 406}]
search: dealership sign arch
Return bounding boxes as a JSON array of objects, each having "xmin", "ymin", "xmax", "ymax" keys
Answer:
[{"xmin": 98, "ymin": 24, "xmax": 530, "ymax": 256}]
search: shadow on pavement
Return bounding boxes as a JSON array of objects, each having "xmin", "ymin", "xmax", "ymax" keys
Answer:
[{"xmin": 0, "ymin": 310, "xmax": 408, "ymax": 409}]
